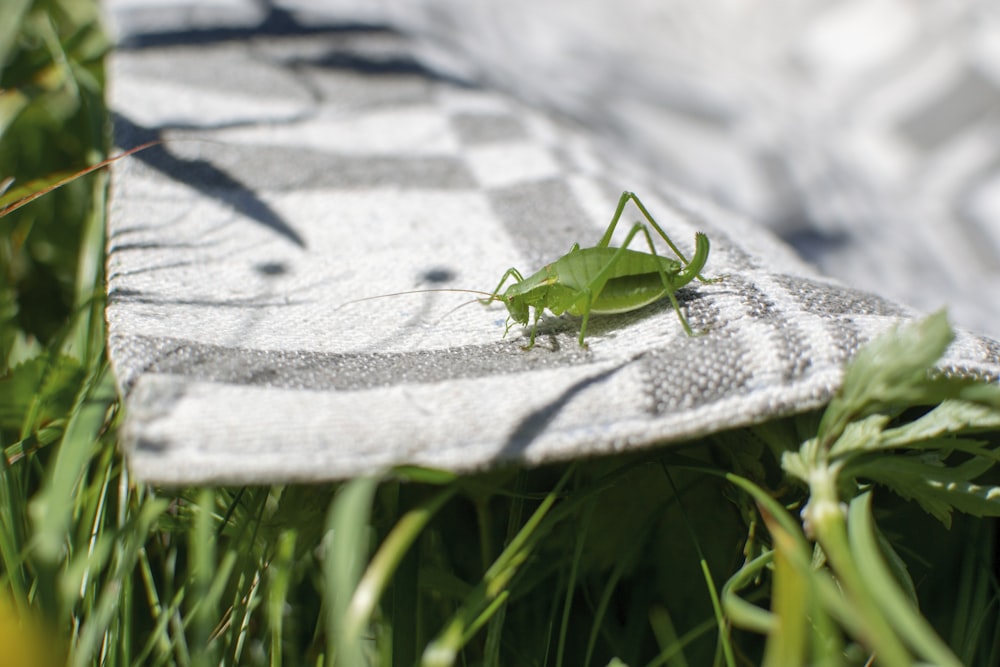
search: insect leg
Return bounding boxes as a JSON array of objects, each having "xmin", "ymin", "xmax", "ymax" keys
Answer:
[
  {"xmin": 618, "ymin": 192, "xmax": 718, "ymax": 284},
  {"xmin": 665, "ymin": 289, "xmax": 697, "ymax": 337},
  {"xmin": 524, "ymin": 307, "xmax": 543, "ymax": 349},
  {"xmin": 571, "ymin": 225, "xmax": 653, "ymax": 344},
  {"xmin": 596, "ymin": 191, "xmax": 634, "ymax": 248},
  {"xmin": 570, "ymin": 223, "xmax": 698, "ymax": 343},
  {"xmin": 484, "ymin": 267, "xmax": 525, "ymax": 304},
  {"xmin": 624, "ymin": 221, "xmax": 692, "ymax": 289},
  {"xmin": 674, "ymin": 232, "xmax": 711, "ymax": 289},
  {"xmin": 577, "ymin": 290, "xmax": 595, "ymax": 347},
  {"xmin": 618, "ymin": 222, "xmax": 703, "ymax": 336}
]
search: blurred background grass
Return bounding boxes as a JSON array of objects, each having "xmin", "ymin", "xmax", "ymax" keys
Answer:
[{"xmin": 2, "ymin": 2, "xmax": 999, "ymax": 666}]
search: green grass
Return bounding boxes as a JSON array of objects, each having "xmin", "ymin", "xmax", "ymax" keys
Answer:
[{"xmin": 3, "ymin": 2, "xmax": 1000, "ymax": 665}]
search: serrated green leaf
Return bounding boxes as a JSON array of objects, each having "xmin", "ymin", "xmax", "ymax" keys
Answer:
[
  {"xmin": 828, "ymin": 414, "xmax": 891, "ymax": 458},
  {"xmin": 886, "ymin": 437, "xmax": 1000, "ymax": 463},
  {"xmin": 852, "ymin": 454, "xmax": 1000, "ymax": 528},
  {"xmin": 882, "ymin": 400, "xmax": 1000, "ymax": 446},
  {"xmin": 819, "ymin": 311, "xmax": 956, "ymax": 446},
  {"xmin": 779, "ymin": 449, "xmax": 809, "ymax": 483}
]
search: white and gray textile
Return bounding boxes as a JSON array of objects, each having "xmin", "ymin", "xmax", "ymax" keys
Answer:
[{"xmin": 106, "ymin": 1, "xmax": 1000, "ymax": 484}]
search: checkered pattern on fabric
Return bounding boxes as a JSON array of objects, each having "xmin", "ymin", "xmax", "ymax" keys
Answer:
[
  {"xmin": 107, "ymin": 4, "xmax": 1000, "ymax": 483},
  {"xmin": 365, "ymin": 0, "xmax": 1000, "ymax": 338}
]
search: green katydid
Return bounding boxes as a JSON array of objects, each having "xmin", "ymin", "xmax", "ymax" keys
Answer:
[
  {"xmin": 346, "ymin": 191, "xmax": 719, "ymax": 348},
  {"xmin": 486, "ymin": 191, "xmax": 718, "ymax": 348}
]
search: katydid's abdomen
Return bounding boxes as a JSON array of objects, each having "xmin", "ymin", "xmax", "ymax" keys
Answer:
[
  {"xmin": 587, "ymin": 273, "xmax": 676, "ymax": 314},
  {"xmin": 547, "ymin": 247, "xmax": 682, "ymax": 315}
]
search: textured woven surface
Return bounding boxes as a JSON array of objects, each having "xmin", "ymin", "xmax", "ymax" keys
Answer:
[
  {"xmin": 107, "ymin": 1, "xmax": 1000, "ymax": 484},
  {"xmin": 364, "ymin": 0, "xmax": 1000, "ymax": 338}
]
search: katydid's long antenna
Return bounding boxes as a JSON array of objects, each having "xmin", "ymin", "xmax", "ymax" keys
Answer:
[
  {"xmin": 436, "ymin": 297, "xmax": 493, "ymax": 322},
  {"xmin": 335, "ymin": 288, "xmax": 501, "ymax": 311}
]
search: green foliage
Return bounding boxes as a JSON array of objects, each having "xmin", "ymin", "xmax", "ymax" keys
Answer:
[
  {"xmin": 0, "ymin": 0, "xmax": 109, "ymax": 351},
  {"xmin": 725, "ymin": 312, "xmax": 1000, "ymax": 666},
  {"xmin": 3, "ymin": 2, "xmax": 1000, "ymax": 665}
]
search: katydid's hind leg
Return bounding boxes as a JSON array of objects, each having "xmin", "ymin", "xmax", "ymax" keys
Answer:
[
  {"xmin": 666, "ymin": 288, "xmax": 701, "ymax": 337},
  {"xmin": 598, "ymin": 191, "xmax": 687, "ymax": 259},
  {"xmin": 585, "ymin": 222, "xmax": 704, "ymax": 341},
  {"xmin": 626, "ymin": 193, "xmax": 692, "ymax": 263},
  {"xmin": 619, "ymin": 223, "xmax": 695, "ymax": 304},
  {"xmin": 597, "ymin": 191, "xmax": 638, "ymax": 248},
  {"xmin": 629, "ymin": 222, "xmax": 708, "ymax": 335},
  {"xmin": 685, "ymin": 232, "xmax": 722, "ymax": 285},
  {"xmin": 618, "ymin": 222, "xmax": 676, "ymax": 293},
  {"xmin": 626, "ymin": 193, "xmax": 718, "ymax": 283}
]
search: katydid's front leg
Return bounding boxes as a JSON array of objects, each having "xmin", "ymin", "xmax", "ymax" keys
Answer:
[
  {"xmin": 485, "ymin": 267, "xmax": 524, "ymax": 304},
  {"xmin": 524, "ymin": 307, "xmax": 543, "ymax": 350}
]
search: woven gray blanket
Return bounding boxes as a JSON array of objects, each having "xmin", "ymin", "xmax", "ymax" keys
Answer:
[{"xmin": 107, "ymin": 1, "xmax": 1000, "ymax": 484}]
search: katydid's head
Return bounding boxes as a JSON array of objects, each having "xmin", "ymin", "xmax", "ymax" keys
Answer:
[{"xmin": 500, "ymin": 289, "xmax": 529, "ymax": 325}]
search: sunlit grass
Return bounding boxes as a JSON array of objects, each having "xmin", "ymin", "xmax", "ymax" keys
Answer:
[{"xmin": 2, "ymin": 2, "xmax": 1000, "ymax": 665}]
